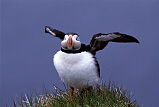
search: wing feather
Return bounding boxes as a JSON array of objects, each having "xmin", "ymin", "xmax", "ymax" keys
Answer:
[
  {"xmin": 90, "ymin": 32, "xmax": 139, "ymax": 54},
  {"xmin": 45, "ymin": 26, "xmax": 65, "ymax": 40}
]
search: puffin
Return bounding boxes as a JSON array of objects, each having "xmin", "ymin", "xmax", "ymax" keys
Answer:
[{"xmin": 45, "ymin": 26, "xmax": 139, "ymax": 96}]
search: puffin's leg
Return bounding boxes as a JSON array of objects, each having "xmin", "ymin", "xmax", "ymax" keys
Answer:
[
  {"xmin": 70, "ymin": 86, "xmax": 74, "ymax": 96},
  {"xmin": 65, "ymin": 86, "xmax": 74, "ymax": 101}
]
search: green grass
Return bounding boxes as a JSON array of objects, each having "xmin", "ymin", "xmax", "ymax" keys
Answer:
[{"xmin": 14, "ymin": 81, "xmax": 139, "ymax": 107}]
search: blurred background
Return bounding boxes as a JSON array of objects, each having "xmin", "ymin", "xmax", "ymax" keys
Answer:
[{"xmin": 1, "ymin": 0, "xmax": 159, "ymax": 106}]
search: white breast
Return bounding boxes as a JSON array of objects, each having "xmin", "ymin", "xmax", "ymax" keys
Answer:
[{"xmin": 53, "ymin": 51, "xmax": 99, "ymax": 89}]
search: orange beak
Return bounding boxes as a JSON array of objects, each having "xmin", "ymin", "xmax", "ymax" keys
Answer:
[
  {"xmin": 66, "ymin": 35, "xmax": 74, "ymax": 48},
  {"xmin": 68, "ymin": 35, "xmax": 72, "ymax": 48}
]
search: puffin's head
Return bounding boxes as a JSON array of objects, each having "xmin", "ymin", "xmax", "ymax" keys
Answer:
[{"xmin": 61, "ymin": 33, "xmax": 81, "ymax": 50}]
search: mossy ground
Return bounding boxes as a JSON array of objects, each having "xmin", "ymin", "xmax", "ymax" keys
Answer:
[{"xmin": 14, "ymin": 81, "xmax": 139, "ymax": 107}]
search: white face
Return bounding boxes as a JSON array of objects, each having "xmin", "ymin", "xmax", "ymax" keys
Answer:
[{"xmin": 61, "ymin": 34, "xmax": 81, "ymax": 50}]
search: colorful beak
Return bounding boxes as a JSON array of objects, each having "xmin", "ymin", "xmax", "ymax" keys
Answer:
[
  {"xmin": 66, "ymin": 35, "xmax": 74, "ymax": 49},
  {"xmin": 68, "ymin": 35, "xmax": 72, "ymax": 48}
]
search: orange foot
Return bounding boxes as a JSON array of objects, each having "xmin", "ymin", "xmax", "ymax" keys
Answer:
[
  {"xmin": 65, "ymin": 98, "xmax": 71, "ymax": 101},
  {"xmin": 64, "ymin": 97, "xmax": 74, "ymax": 101}
]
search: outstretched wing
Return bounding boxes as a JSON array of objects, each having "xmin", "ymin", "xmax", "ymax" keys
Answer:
[
  {"xmin": 90, "ymin": 32, "xmax": 139, "ymax": 54},
  {"xmin": 45, "ymin": 26, "xmax": 65, "ymax": 40}
]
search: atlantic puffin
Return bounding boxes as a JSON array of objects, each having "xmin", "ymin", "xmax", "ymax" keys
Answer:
[{"xmin": 45, "ymin": 26, "xmax": 139, "ymax": 96}]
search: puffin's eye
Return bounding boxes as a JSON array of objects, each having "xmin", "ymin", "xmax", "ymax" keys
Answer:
[{"xmin": 76, "ymin": 37, "xmax": 80, "ymax": 41}]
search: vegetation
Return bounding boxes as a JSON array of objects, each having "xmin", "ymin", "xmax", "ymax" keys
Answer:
[{"xmin": 14, "ymin": 81, "xmax": 139, "ymax": 107}]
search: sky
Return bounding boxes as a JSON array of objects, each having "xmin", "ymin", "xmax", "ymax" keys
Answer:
[{"xmin": 1, "ymin": 0, "xmax": 159, "ymax": 106}]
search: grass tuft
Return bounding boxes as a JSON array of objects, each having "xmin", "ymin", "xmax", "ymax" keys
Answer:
[{"xmin": 14, "ymin": 81, "xmax": 139, "ymax": 107}]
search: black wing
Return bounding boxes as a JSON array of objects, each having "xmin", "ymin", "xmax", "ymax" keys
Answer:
[
  {"xmin": 90, "ymin": 32, "xmax": 139, "ymax": 54},
  {"xmin": 45, "ymin": 26, "xmax": 65, "ymax": 40}
]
